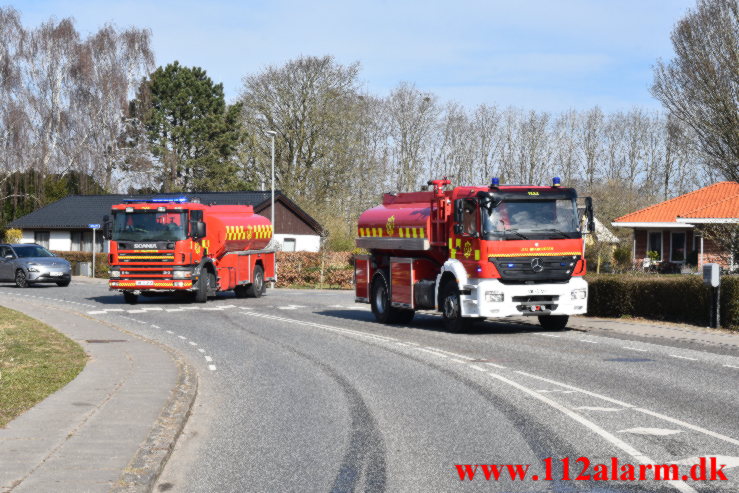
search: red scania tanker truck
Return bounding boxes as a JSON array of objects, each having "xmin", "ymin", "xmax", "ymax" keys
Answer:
[
  {"xmin": 104, "ymin": 197, "xmax": 275, "ymax": 304},
  {"xmin": 354, "ymin": 178, "xmax": 594, "ymax": 331}
]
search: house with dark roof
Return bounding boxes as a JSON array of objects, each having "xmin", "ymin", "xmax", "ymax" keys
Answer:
[
  {"xmin": 9, "ymin": 191, "xmax": 325, "ymax": 253},
  {"xmin": 611, "ymin": 181, "xmax": 739, "ymax": 269}
]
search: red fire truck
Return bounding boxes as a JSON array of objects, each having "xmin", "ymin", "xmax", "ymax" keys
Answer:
[
  {"xmin": 354, "ymin": 178, "xmax": 594, "ymax": 331},
  {"xmin": 104, "ymin": 197, "xmax": 275, "ymax": 304}
]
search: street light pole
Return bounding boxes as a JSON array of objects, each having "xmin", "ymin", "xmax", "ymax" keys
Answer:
[{"xmin": 266, "ymin": 130, "xmax": 277, "ymax": 235}]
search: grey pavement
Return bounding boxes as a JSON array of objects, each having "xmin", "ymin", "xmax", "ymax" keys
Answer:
[{"xmin": 0, "ymin": 293, "xmax": 196, "ymax": 493}]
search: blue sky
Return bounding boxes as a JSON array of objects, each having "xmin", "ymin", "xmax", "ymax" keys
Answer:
[{"xmin": 16, "ymin": 0, "xmax": 696, "ymax": 112}]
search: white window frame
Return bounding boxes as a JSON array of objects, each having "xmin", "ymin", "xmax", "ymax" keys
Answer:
[
  {"xmin": 670, "ymin": 231, "xmax": 687, "ymax": 263},
  {"xmin": 282, "ymin": 237, "xmax": 297, "ymax": 252},
  {"xmin": 647, "ymin": 229, "xmax": 664, "ymax": 261}
]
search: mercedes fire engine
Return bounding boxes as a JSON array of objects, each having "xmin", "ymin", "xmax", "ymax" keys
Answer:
[
  {"xmin": 354, "ymin": 178, "xmax": 594, "ymax": 331},
  {"xmin": 104, "ymin": 197, "xmax": 276, "ymax": 304}
]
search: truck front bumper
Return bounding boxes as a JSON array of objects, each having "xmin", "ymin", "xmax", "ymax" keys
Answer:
[
  {"xmin": 109, "ymin": 279, "xmax": 194, "ymax": 290},
  {"xmin": 459, "ymin": 277, "xmax": 588, "ymax": 318}
]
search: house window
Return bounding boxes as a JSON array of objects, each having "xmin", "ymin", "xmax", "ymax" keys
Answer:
[
  {"xmin": 34, "ymin": 231, "xmax": 50, "ymax": 249},
  {"xmin": 671, "ymin": 232, "xmax": 686, "ymax": 262},
  {"xmin": 283, "ymin": 238, "xmax": 296, "ymax": 252},
  {"xmin": 71, "ymin": 231, "xmax": 103, "ymax": 252},
  {"xmin": 647, "ymin": 231, "xmax": 662, "ymax": 260},
  {"xmin": 71, "ymin": 231, "xmax": 82, "ymax": 251}
]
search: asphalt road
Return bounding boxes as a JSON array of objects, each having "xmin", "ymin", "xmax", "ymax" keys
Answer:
[{"xmin": 2, "ymin": 279, "xmax": 738, "ymax": 492}]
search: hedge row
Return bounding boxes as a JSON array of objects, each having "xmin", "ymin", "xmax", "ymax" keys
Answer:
[
  {"xmin": 586, "ymin": 274, "xmax": 739, "ymax": 330},
  {"xmin": 52, "ymin": 251, "xmax": 109, "ymax": 278},
  {"xmin": 275, "ymin": 251, "xmax": 353, "ymax": 289}
]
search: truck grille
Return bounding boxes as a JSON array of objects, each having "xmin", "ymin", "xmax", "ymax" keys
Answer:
[
  {"xmin": 490, "ymin": 255, "xmax": 580, "ymax": 283},
  {"xmin": 118, "ymin": 251, "xmax": 175, "ymax": 263}
]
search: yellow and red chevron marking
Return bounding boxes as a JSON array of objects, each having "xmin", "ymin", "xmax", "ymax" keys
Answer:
[
  {"xmin": 226, "ymin": 224, "xmax": 273, "ymax": 241},
  {"xmin": 109, "ymin": 280, "xmax": 193, "ymax": 288},
  {"xmin": 357, "ymin": 226, "xmax": 427, "ymax": 238}
]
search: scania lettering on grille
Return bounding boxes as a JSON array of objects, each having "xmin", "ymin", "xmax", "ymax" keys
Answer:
[{"xmin": 134, "ymin": 243, "xmax": 158, "ymax": 249}]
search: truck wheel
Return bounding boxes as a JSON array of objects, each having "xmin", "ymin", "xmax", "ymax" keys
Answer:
[
  {"xmin": 233, "ymin": 285, "xmax": 248, "ymax": 298},
  {"xmin": 245, "ymin": 265, "xmax": 264, "ymax": 298},
  {"xmin": 194, "ymin": 271, "xmax": 213, "ymax": 303},
  {"xmin": 370, "ymin": 272, "xmax": 414, "ymax": 325},
  {"xmin": 123, "ymin": 292, "xmax": 138, "ymax": 304},
  {"xmin": 15, "ymin": 269, "xmax": 29, "ymax": 288},
  {"xmin": 441, "ymin": 281, "xmax": 473, "ymax": 332},
  {"xmin": 538, "ymin": 315, "xmax": 569, "ymax": 331}
]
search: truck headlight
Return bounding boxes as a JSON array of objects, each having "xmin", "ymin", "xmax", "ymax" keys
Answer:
[
  {"xmin": 485, "ymin": 291, "xmax": 504, "ymax": 302},
  {"xmin": 173, "ymin": 270, "xmax": 192, "ymax": 279},
  {"xmin": 571, "ymin": 288, "xmax": 587, "ymax": 300},
  {"xmin": 109, "ymin": 270, "xmax": 120, "ymax": 278}
]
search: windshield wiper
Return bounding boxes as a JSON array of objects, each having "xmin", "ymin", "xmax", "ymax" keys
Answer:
[
  {"xmin": 531, "ymin": 228, "xmax": 572, "ymax": 238},
  {"xmin": 504, "ymin": 229, "xmax": 528, "ymax": 240}
]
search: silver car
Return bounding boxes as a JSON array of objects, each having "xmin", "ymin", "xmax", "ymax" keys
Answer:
[{"xmin": 0, "ymin": 244, "xmax": 72, "ymax": 288}]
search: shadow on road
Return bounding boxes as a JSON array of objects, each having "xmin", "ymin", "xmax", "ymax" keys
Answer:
[{"xmin": 315, "ymin": 309, "xmax": 567, "ymax": 335}]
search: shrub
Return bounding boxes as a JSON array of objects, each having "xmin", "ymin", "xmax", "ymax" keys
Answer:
[
  {"xmin": 3, "ymin": 228, "xmax": 22, "ymax": 243},
  {"xmin": 276, "ymin": 251, "xmax": 353, "ymax": 289},
  {"xmin": 612, "ymin": 246, "xmax": 632, "ymax": 272},
  {"xmin": 51, "ymin": 251, "xmax": 109, "ymax": 278},
  {"xmin": 587, "ymin": 274, "xmax": 739, "ymax": 330}
]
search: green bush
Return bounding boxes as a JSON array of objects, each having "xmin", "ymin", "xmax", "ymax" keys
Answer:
[
  {"xmin": 587, "ymin": 274, "xmax": 739, "ymax": 330},
  {"xmin": 276, "ymin": 251, "xmax": 353, "ymax": 289},
  {"xmin": 3, "ymin": 228, "xmax": 22, "ymax": 243},
  {"xmin": 51, "ymin": 251, "xmax": 109, "ymax": 278}
]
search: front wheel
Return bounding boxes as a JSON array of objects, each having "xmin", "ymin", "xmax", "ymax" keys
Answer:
[
  {"xmin": 193, "ymin": 271, "xmax": 213, "ymax": 303},
  {"xmin": 538, "ymin": 315, "xmax": 569, "ymax": 331},
  {"xmin": 245, "ymin": 265, "xmax": 264, "ymax": 298},
  {"xmin": 56, "ymin": 280, "xmax": 71, "ymax": 287},
  {"xmin": 441, "ymin": 281, "xmax": 474, "ymax": 332},
  {"xmin": 370, "ymin": 272, "xmax": 414, "ymax": 325},
  {"xmin": 15, "ymin": 270, "xmax": 29, "ymax": 288}
]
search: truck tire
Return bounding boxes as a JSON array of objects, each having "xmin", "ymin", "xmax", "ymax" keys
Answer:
[
  {"xmin": 123, "ymin": 292, "xmax": 138, "ymax": 304},
  {"xmin": 245, "ymin": 265, "xmax": 264, "ymax": 298},
  {"xmin": 440, "ymin": 281, "xmax": 474, "ymax": 332},
  {"xmin": 370, "ymin": 272, "xmax": 414, "ymax": 325},
  {"xmin": 233, "ymin": 285, "xmax": 248, "ymax": 298},
  {"xmin": 194, "ymin": 271, "xmax": 213, "ymax": 303},
  {"xmin": 538, "ymin": 315, "xmax": 569, "ymax": 331}
]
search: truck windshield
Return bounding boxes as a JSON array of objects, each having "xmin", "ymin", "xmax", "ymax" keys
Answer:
[
  {"xmin": 112, "ymin": 212, "xmax": 188, "ymax": 241},
  {"xmin": 483, "ymin": 199, "xmax": 580, "ymax": 239}
]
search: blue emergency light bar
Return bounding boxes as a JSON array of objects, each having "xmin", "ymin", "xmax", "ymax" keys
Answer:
[
  {"xmin": 552, "ymin": 177, "xmax": 561, "ymax": 187},
  {"xmin": 122, "ymin": 196, "xmax": 189, "ymax": 203},
  {"xmin": 491, "ymin": 177, "xmax": 500, "ymax": 188}
]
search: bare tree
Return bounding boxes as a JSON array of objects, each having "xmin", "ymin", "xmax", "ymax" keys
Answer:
[{"xmin": 652, "ymin": 0, "xmax": 739, "ymax": 181}]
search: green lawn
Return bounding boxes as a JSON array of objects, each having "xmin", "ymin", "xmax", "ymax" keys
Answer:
[{"xmin": 0, "ymin": 306, "xmax": 86, "ymax": 427}]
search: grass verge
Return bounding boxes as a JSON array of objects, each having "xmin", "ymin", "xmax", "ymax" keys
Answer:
[{"xmin": 0, "ymin": 306, "xmax": 86, "ymax": 427}]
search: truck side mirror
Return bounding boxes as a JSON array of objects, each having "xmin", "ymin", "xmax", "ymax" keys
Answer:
[
  {"xmin": 102, "ymin": 215, "xmax": 111, "ymax": 240},
  {"xmin": 192, "ymin": 221, "xmax": 206, "ymax": 239},
  {"xmin": 585, "ymin": 197, "xmax": 595, "ymax": 233},
  {"xmin": 454, "ymin": 199, "xmax": 464, "ymax": 223},
  {"xmin": 454, "ymin": 224, "xmax": 463, "ymax": 235}
]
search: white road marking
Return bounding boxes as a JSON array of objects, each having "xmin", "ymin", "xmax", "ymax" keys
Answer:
[
  {"xmin": 723, "ymin": 364, "xmax": 739, "ymax": 369},
  {"xmin": 243, "ymin": 311, "xmax": 398, "ymax": 343},
  {"xmin": 634, "ymin": 408, "xmax": 739, "ymax": 447},
  {"xmin": 208, "ymin": 364, "xmax": 216, "ymax": 371},
  {"xmin": 198, "ymin": 348, "xmax": 205, "ymax": 353},
  {"xmin": 105, "ymin": 308, "xmax": 125, "ymax": 312},
  {"xmin": 166, "ymin": 330, "xmax": 174, "ymax": 334},
  {"xmin": 580, "ymin": 339, "xmax": 598, "ymax": 344},
  {"xmin": 623, "ymin": 346, "xmax": 648, "ymax": 352},
  {"xmin": 178, "ymin": 335, "xmax": 186, "ymax": 340},
  {"xmin": 87, "ymin": 310, "xmax": 107, "ymax": 314},
  {"xmin": 575, "ymin": 406, "xmax": 625, "ymax": 412},
  {"xmin": 535, "ymin": 333, "xmax": 560, "ymax": 338},
  {"xmin": 484, "ymin": 362, "xmax": 507, "ymax": 369},
  {"xmin": 278, "ymin": 304, "xmax": 306, "ymax": 310},
  {"xmin": 205, "ymin": 356, "xmax": 213, "ymax": 362},
  {"xmin": 670, "ymin": 354, "xmax": 698, "ymax": 361},
  {"xmin": 181, "ymin": 307, "xmax": 200, "ymax": 310},
  {"xmin": 201, "ymin": 307, "xmax": 225, "ymax": 311},
  {"xmin": 537, "ymin": 389, "xmax": 577, "ymax": 394},
  {"xmin": 415, "ymin": 347, "xmax": 448, "ymax": 358},
  {"xmin": 515, "ymin": 371, "xmax": 634, "ymax": 408},
  {"xmin": 165, "ymin": 309, "xmax": 184, "ymax": 312},
  {"xmin": 140, "ymin": 307, "xmax": 163, "ymax": 311},
  {"xmin": 485, "ymin": 371, "xmax": 696, "ymax": 493},
  {"xmin": 426, "ymin": 348, "xmax": 474, "ymax": 360},
  {"xmin": 189, "ymin": 341, "xmax": 197, "ymax": 346},
  {"xmin": 619, "ymin": 427, "xmax": 682, "ymax": 436},
  {"xmin": 127, "ymin": 309, "xmax": 147, "ymax": 314},
  {"xmin": 151, "ymin": 324, "xmax": 160, "ymax": 329},
  {"xmin": 469, "ymin": 365, "xmax": 487, "ymax": 372}
]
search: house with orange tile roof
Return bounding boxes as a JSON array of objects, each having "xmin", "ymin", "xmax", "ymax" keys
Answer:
[{"xmin": 611, "ymin": 181, "xmax": 739, "ymax": 269}]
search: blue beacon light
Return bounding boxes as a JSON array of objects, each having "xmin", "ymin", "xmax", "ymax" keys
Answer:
[
  {"xmin": 552, "ymin": 177, "xmax": 561, "ymax": 187},
  {"xmin": 491, "ymin": 177, "xmax": 500, "ymax": 188}
]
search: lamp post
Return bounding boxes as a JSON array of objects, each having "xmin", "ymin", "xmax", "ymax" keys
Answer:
[{"xmin": 265, "ymin": 130, "xmax": 277, "ymax": 235}]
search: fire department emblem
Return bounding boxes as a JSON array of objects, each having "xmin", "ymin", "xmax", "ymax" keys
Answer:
[
  {"xmin": 464, "ymin": 241, "xmax": 473, "ymax": 258},
  {"xmin": 246, "ymin": 226, "xmax": 253, "ymax": 240},
  {"xmin": 386, "ymin": 215, "xmax": 395, "ymax": 236}
]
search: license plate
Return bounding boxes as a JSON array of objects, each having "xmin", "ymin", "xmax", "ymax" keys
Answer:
[
  {"xmin": 50, "ymin": 272, "xmax": 63, "ymax": 276},
  {"xmin": 136, "ymin": 280, "xmax": 154, "ymax": 286}
]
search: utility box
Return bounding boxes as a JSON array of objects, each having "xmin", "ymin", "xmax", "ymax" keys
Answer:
[{"xmin": 703, "ymin": 263, "xmax": 720, "ymax": 287}]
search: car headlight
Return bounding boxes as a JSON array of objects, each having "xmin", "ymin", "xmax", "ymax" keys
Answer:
[
  {"xmin": 173, "ymin": 270, "xmax": 192, "ymax": 279},
  {"xmin": 485, "ymin": 291, "xmax": 504, "ymax": 302},
  {"xmin": 571, "ymin": 288, "xmax": 587, "ymax": 300},
  {"xmin": 109, "ymin": 270, "xmax": 120, "ymax": 278},
  {"xmin": 27, "ymin": 266, "xmax": 40, "ymax": 272}
]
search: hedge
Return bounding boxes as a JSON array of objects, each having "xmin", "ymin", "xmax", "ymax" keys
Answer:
[
  {"xmin": 275, "ymin": 251, "xmax": 353, "ymax": 289},
  {"xmin": 52, "ymin": 251, "xmax": 109, "ymax": 278},
  {"xmin": 586, "ymin": 274, "xmax": 739, "ymax": 330}
]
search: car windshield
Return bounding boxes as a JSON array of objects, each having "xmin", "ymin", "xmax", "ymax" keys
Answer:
[
  {"xmin": 483, "ymin": 199, "xmax": 580, "ymax": 238},
  {"xmin": 112, "ymin": 211, "xmax": 188, "ymax": 241},
  {"xmin": 14, "ymin": 245, "xmax": 54, "ymax": 258}
]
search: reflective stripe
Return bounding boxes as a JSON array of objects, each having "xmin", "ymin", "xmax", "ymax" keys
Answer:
[
  {"xmin": 489, "ymin": 251, "xmax": 581, "ymax": 258},
  {"xmin": 474, "ymin": 250, "xmax": 480, "ymax": 261},
  {"xmin": 456, "ymin": 238, "xmax": 461, "ymax": 247},
  {"xmin": 450, "ymin": 248, "xmax": 456, "ymax": 259}
]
